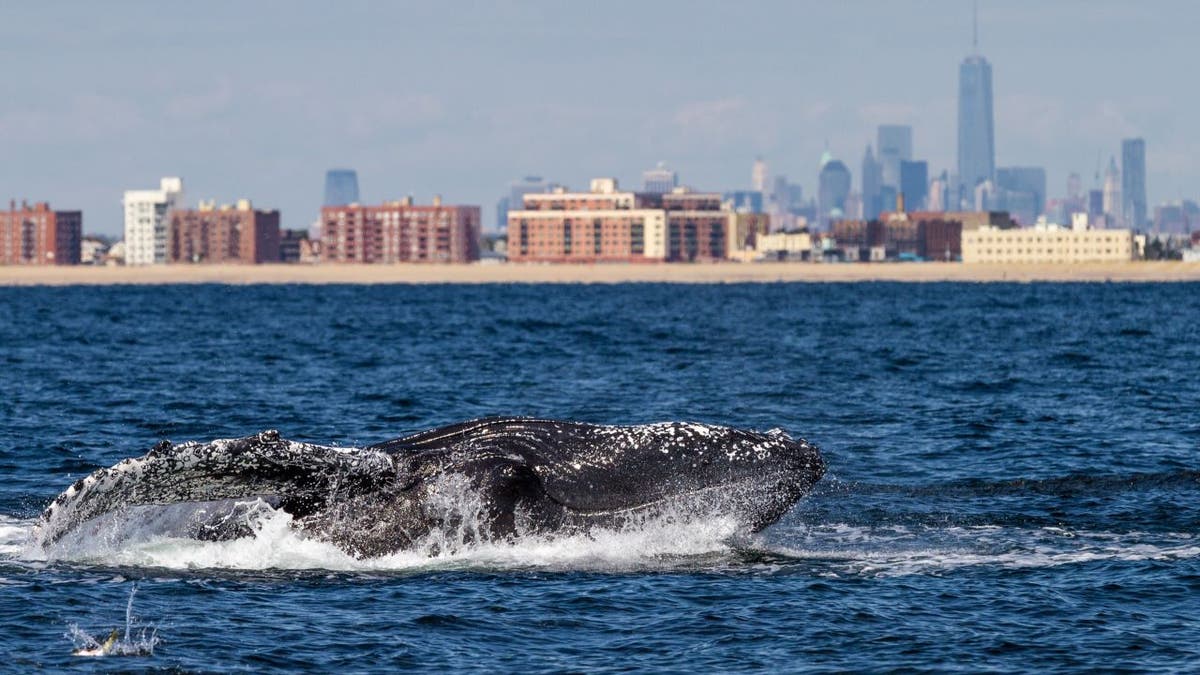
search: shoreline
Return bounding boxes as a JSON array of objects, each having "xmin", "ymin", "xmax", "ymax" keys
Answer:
[{"xmin": 1, "ymin": 261, "xmax": 1199, "ymax": 286}]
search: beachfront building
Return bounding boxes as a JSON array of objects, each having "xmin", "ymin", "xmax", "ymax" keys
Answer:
[
  {"xmin": 0, "ymin": 200, "xmax": 82, "ymax": 265},
  {"xmin": 506, "ymin": 178, "xmax": 729, "ymax": 263},
  {"xmin": 662, "ymin": 189, "xmax": 728, "ymax": 262},
  {"xmin": 728, "ymin": 212, "xmax": 771, "ymax": 260},
  {"xmin": 124, "ymin": 177, "xmax": 183, "ymax": 265},
  {"xmin": 963, "ymin": 223, "xmax": 1137, "ymax": 263},
  {"xmin": 169, "ymin": 200, "xmax": 281, "ymax": 264},
  {"xmin": 755, "ymin": 232, "xmax": 814, "ymax": 260},
  {"xmin": 320, "ymin": 196, "xmax": 480, "ymax": 263}
]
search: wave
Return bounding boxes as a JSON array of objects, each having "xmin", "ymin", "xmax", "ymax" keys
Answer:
[
  {"xmin": 757, "ymin": 521, "xmax": 1200, "ymax": 577},
  {"xmin": 827, "ymin": 469, "xmax": 1200, "ymax": 499},
  {"xmin": 4, "ymin": 508, "xmax": 1198, "ymax": 578}
]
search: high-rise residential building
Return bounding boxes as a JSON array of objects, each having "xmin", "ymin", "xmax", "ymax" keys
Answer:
[
  {"xmin": 123, "ymin": 177, "xmax": 183, "ymax": 266},
  {"xmin": 1121, "ymin": 138, "xmax": 1147, "ymax": 228},
  {"xmin": 899, "ymin": 160, "xmax": 929, "ymax": 211},
  {"xmin": 861, "ymin": 145, "xmax": 882, "ymax": 220},
  {"xmin": 877, "ymin": 125, "xmax": 913, "ymax": 189},
  {"xmin": 817, "ymin": 151, "xmax": 852, "ymax": 228},
  {"xmin": 1102, "ymin": 157, "xmax": 1122, "ymax": 225},
  {"xmin": 507, "ymin": 178, "xmax": 729, "ymax": 262},
  {"xmin": 642, "ymin": 162, "xmax": 678, "ymax": 194},
  {"xmin": 957, "ymin": 15, "xmax": 995, "ymax": 208},
  {"xmin": 661, "ymin": 189, "xmax": 730, "ymax": 262},
  {"xmin": 169, "ymin": 200, "xmax": 281, "ymax": 264},
  {"xmin": 321, "ymin": 196, "xmax": 480, "ymax": 263},
  {"xmin": 323, "ymin": 169, "xmax": 360, "ymax": 206},
  {"xmin": 751, "ymin": 157, "xmax": 769, "ymax": 193},
  {"xmin": 1, "ymin": 201, "xmax": 82, "ymax": 265}
]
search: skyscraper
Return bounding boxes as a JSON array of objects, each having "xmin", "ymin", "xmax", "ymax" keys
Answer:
[
  {"xmin": 495, "ymin": 196, "xmax": 510, "ymax": 231},
  {"xmin": 877, "ymin": 125, "xmax": 913, "ymax": 189},
  {"xmin": 957, "ymin": 12, "xmax": 995, "ymax": 208},
  {"xmin": 323, "ymin": 169, "xmax": 360, "ymax": 206},
  {"xmin": 899, "ymin": 160, "xmax": 928, "ymax": 211},
  {"xmin": 1067, "ymin": 172, "xmax": 1082, "ymax": 201},
  {"xmin": 751, "ymin": 157, "xmax": 769, "ymax": 193},
  {"xmin": 642, "ymin": 162, "xmax": 678, "ymax": 194},
  {"xmin": 928, "ymin": 172, "xmax": 949, "ymax": 212},
  {"xmin": 1121, "ymin": 138, "xmax": 1147, "ymax": 228},
  {"xmin": 817, "ymin": 151, "xmax": 851, "ymax": 229},
  {"xmin": 861, "ymin": 144, "xmax": 882, "ymax": 219},
  {"xmin": 1102, "ymin": 157, "xmax": 1122, "ymax": 225}
]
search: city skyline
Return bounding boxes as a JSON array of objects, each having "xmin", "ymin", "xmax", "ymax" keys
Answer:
[{"xmin": 1, "ymin": 1, "xmax": 1197, "ymax": 236}]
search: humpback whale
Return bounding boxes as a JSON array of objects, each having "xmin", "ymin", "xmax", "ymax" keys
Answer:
[{"xmin": 35, "ymin": 418, "xmax": 825, "ymax": 558}]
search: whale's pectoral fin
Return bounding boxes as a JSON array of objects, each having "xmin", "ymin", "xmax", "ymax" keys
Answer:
[{"xmin": 35, "ymin": 432, "xmax": 396, "ymax": 548}]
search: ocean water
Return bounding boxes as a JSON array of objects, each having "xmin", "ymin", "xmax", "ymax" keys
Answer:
[{"xmin": 1, "ymin": 282, "xmax": 1199, "ymax": 671}]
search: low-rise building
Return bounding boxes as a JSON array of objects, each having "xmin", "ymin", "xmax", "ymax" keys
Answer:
[
  {"xmin": 963, "ymin": 223, "xmax": 1136, "ymax": 263},
  {"xmin": 321, "ymin": 196, "xmax": 480, "ymax": 263},
  {"xmin": 755, "ymin": 232, "xmax": 813, "ymax": 260},
  {"xmin": 1, "ymin": 201, "xmax": 82, "ymax": 265},
  {"xmin": 80, "ymin": 237, "xmax": 110, "ymax": 264},
  {"xmin": 279, "ymin": 229, "xmax": 310, "ymax": 263},
  {"xmin": 169, "ymin": 200, "xmax": 280, "ymax": 263},
  {"xmin": 882, "ymin": 210, "xmax": 1014, "ymax": 231}
]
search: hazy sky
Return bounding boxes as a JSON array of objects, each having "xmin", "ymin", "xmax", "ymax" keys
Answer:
[{"xmin": 2, "ymin": 1, "xmax": 1196, "ymax": 235}]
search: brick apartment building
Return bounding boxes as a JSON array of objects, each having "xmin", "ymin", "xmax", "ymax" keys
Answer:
[
  {"xmin": 169, "ymin": 200, "xmax": 280, "ymax": 263},
  {"xmin": 1, "ymin": 201, "xmax": 82, "ymax": 265},
  {"xmin": 833, "ymin": 215, "xmax": 963, "ymax": 261},
  {"xmin": 320, "ymin": 197, "xmax": 480, "ymax": 263},
  {"xmin": 506, "ymin": 178, "xmax": 729, "ymax": 262}
]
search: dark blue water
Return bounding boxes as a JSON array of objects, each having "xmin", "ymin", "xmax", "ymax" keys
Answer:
[{"xmin": 2, "ymin": 283, "xmax": 1199, "ymax": 671}]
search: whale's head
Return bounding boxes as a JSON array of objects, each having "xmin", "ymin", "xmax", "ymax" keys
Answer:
[{"xmin": 381, "ymin": 419, "xmax": 825, "ymax": 533}]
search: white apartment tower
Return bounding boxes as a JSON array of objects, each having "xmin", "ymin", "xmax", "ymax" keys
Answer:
[{"xmin": 123, "ymin": 177, "xmax": 184, "ymax": 265}]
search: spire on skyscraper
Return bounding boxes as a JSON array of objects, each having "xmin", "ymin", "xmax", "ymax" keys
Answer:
[{"xmin": 972, "ymin": 0, "xmax": 979, "ymax": 54}]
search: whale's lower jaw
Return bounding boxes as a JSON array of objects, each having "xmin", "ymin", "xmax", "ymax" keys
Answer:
[{"xmin": 557, "ymin": 470, "xmax": 819, "ymax": 533}]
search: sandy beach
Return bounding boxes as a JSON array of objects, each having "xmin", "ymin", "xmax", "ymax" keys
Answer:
[{"xmin": 1, "ymin": 261, "xmax": 1198, "ymax": 286}]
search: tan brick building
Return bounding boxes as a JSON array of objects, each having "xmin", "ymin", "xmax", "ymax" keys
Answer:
[
  {"xmin": 963, "ymin": 225, "xmax": 1136, "ymax": 263},
  {"xmin": 320, "ymin": 197, "xmax": 480, "ymax": 263},
  {"xmin": 169, "ymin": 200, "xmax": 280, "ymax": 263},
  {"xmin": 1, "ymin": 201, "xmax": 81, "ymax": 265}
]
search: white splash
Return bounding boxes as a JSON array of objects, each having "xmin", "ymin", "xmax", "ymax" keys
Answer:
[
  {"xmin": 66, "ymin": 585, "xmax": 159, "ymax": 657},
  {"xmin": 8, "ymin": 507, "xmax": 1200, "ymax": 576}
]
